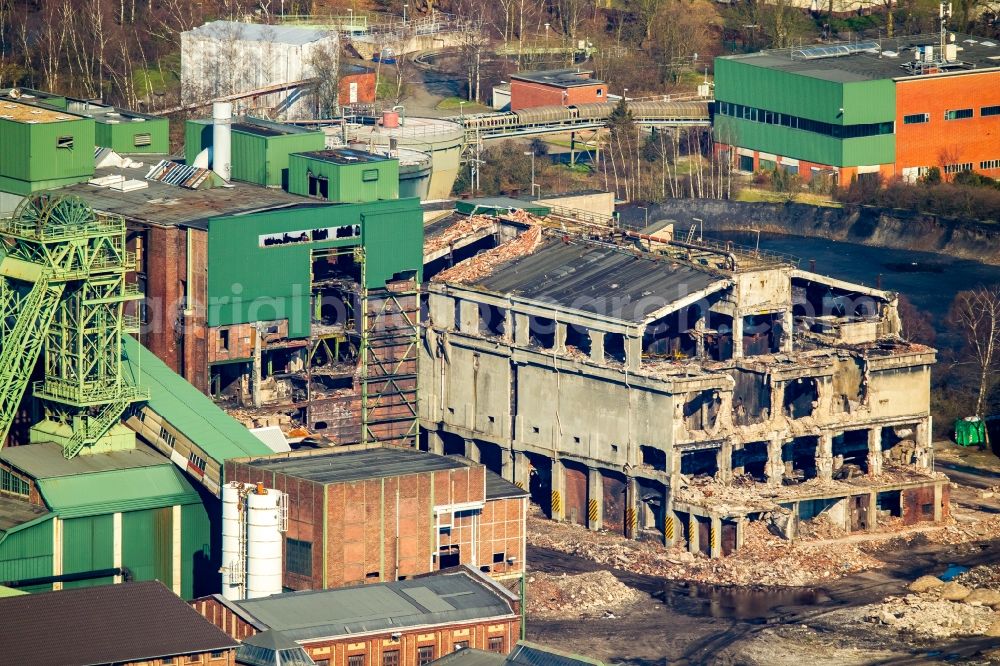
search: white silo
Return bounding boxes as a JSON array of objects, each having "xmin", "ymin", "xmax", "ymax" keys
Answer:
[{"xmin": 246, "ymin": 484, "xmax": 283, "ymax": 599}]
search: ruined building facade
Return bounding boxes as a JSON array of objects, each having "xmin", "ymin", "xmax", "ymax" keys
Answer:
[{"xmin": 419, "ymin": 229, "xmax": 946, "ymax": 556}]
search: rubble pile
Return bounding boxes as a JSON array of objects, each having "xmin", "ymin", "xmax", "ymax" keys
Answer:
[
  {"xmin": 424, "ymin": 215, "xmax": 496, "ymax": 254},
  {"xmin": 526, "ymin": 570, "xmax": 643, "ymax": 617},
  {"xmin": 955, "ymin": 564, "xmax": 1000, "ymax": 590},
  {"xmin": 434, "ymin": 224, "xmax": 542, "ymax": 284},
  {"xmin": 858, "ymin": 572, "xmax": 1000, "ymax": 639},
  {"xmin": 528, "ymin": 515, "xmax": 881, "ymax": 587}
]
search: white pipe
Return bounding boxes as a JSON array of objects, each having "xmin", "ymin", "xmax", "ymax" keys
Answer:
[{"xmin": 212, "ymin": 101, "xmax": 232, "ymax": 181}]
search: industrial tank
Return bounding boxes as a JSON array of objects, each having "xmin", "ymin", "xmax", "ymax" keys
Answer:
[{"xmin": 220, "ymin": 481, "xmax": 285, "ymax": 601}]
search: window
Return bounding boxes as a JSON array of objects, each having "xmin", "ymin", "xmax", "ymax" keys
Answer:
[
  {"xmin": 159, "ymin": 426, "xmax": 176, "ymax": 448},
  {"xmin": 366, "ymin": 571, "xmax": 380, "ymax": 579},
  {"xmin": 219, "ymin": 329, "xmax": 229, "ymax": 351},
  {"xmin": 983, "ymin": 105, "xmax": 1000, "ymax": 117},
  {"xmin": 596, "ymin": 88, "xmax": 604, "ymax": 97},
  {"xmin": 454, "ymin": 642, "xmax": 470, "ymax": 652},
  {"xmin": 716, "ymin": 101, "xmax": 894, "ymax": 139},
  {"xmin": 308, "ymin": 173, "xmax": 330, "ymax": 199},
  {"xmin": 943, "ymin": 162, "xmax": 973, "ymax": 174},
  {"xmin": 210, "ymin": 652, "xmax": 227, "ymax": 659},
  {"xmin": 187, "ymin": 452, "xmax": 207, "ymax": 472},
  {"xmin": 348, "ymin": 655, "xmax": 366, "ymax": 666},
  {"xmin": 981, "ymin": 159, "xmax": 1000, "ymax": 170},
  {"xmin": 162, "ymin": 659, "xmax": 175, "ymax": 665},
  {"xmin": 134, "ymin": 132, "xmax": 152, "ymax": 147},
  {"xmin": 488, "ymin": 637, "xmax": 505, "ymax": 653},
  {"xmin": 903, "ymin": 113, "xmax": 929, "ymax": 124},
  {"xmin": 187, "ymin": 656, "xmax": 200, "ymax": 664},
  {"xmin": 315, "ymin": 661, "xmax": 331, "ymax": 666},
  {"xmin": 362, "ymin": 169, "xmax": 380, "ymax": 182},
  {"xmin": 493, "ymin": 552, "xmax": 506, "ymax": 564},
  {"xmin": 945, "ymin": 108, "xmax": 973, "ymax": 120},
  {"xmin": 418, "ymin": 646, "xmax": 435, "ymax": 665},
  {"xmin": 383, "ymin": 650, "xmax": 400, "ymax": 666},
  {"xmin": 738, "ymin": 154, "xmax": 753, "ymax": 172},
  {"xmin": 286, "ymin": 538, "xmax": 313, "ymax": 577},
  {"xmin": 759, "ymin": 158, "xmax": 776, "ymax": 171},
  {"xmin": 0, "ymin": 468, "xmax": 29, "ymax": 497},
  {"xmin": 57, "ymin": 135, "xmax": 74, "ymax": 149}
]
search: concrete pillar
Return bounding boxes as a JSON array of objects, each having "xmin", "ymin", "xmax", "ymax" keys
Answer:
[
  {"xmin": 694, "ymin": 314, "xmax": 706, "ymax": 359},
  {"xmin": 782, "ymin": 309, "xmax": 794, "ymax": 353},
  {"xmin": 554, "ymin": 322, "xmax": 567, "ymax": 353},
  {"xmin": 512, "ymin": 450, "xmax": 530, "ymax": 490},
  {"xmin": 867, "ymin": 492, "xmax": 878, "ymax": 532},
  {"xmin": 589, "ymin": 330, "xmax": 605, "ymax": 364},
  {"xmin": 717, "ymin": 442, "xmax": 733, "ymax": 484},
  {"xmin": 427, "ymin": 430, "xmax": 445, "ymax": 455},
  {"xmin": 687, "ymin": 513, "xmax": 699, "ymax": 555},
  {"xmin": 914, "ymin": 417, "xmax": 932, "ymax": 471},
  {"xmin": 464, "ymin": 438, "xmax": 480, "ymax": 463},
  {"xmin": 736, "ymin": 516, "xmax": 746, "ymax": 550},
  {"xmin": 625, "ymin": 336, "xmax": 642, "ymax": 372},
  {"xmin": 732, "ymin": 315, "xmax": 744, "ymax": 359},
  {"xmin": 501, "ymin": 447, "xmax": 515, "ymax": 482},
  {"xmin": 514, "ymin": 313, "xmax": 530, "ymax": 347},
  {"xmin": 550, "ymin": 458, "xmax": 566, "ymax": 521},
  {"xmin": 766, "ymin": 437, "xmax": 784, "ymax": 486},
  {"xmin": 710, "ymin": 516, "xmax": 722, "ymax": 558},
  {"xmin": 587, "ymin": 467, "xmax": 603, "ymax": 531},
  {"xmin": 501, "ymin": 309, "xmax": 513, "ymax": 342},
  {"xmin": 867, "ymin": 426, "xmax": 883, "ymax": 477},
  {"xmin": 933, "ymin": 482, "xmax": 944, "ymax": 522},
  {"xmin": 816, "ymin": 432, "xmax": 834, "ymax": 482},
  {"xmin": 625, "ymin": 476, "xmax": 639, "ymax": 539},
  {"xmin": 459, "ymin": 300, "xmax": 479, "ymax": 334}
]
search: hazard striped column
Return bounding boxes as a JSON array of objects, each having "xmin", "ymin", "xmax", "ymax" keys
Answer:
[
  {"xmin": 587, "ymin": 467, "xmax": 603, "ymax": 531},
  {"xmin": 550, "ymin": 458, "xmax": 565, "ymax": 521}
]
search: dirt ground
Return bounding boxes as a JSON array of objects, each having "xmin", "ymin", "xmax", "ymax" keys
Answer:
[{"xmin": 524, "ymin": 444, "xmax": 1000, "ymax": 665}]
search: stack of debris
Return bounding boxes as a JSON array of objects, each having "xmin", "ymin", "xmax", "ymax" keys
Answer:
[
  {"xmin": 526, "ymin": 570, "xmax": 643, "ymax": 617},
  {"xmin": 434, "ymin": 224, "xmax": 542, "ymax": 284},
  {"xmin": 424, "ymin": 214, "xmax": 496, "ymax": 255},
  {"xmin": 860, "ymin": 572, "xmax": 1000, "ymax": 639}
]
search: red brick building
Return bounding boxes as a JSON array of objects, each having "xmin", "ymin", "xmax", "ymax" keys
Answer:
[
  {"xmin": 225, "ymin": 445, "xmax": 528, "ymax": 590},
  {"xmin": 509, "ymin": 69, "xmax": 607, "ymax": 111},
  {"xmin": 341, "ymin": 65, "xmax": 377, "ymax": 106},
  {"xmin": 193, "ymin": 567, "xmax": 521, "ymax": 666}
]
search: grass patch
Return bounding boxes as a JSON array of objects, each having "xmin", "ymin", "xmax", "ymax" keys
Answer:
[
  {"xmin": 736, "ymin": 187, "xmax": 842, "ymax": 207},
  {"xmin": 133, "ymin": 53, "xmax": 180, "ymax": 98},
  {"xmin": 436, "ymin": 96, "xmax": 490, "ymax": 112}
]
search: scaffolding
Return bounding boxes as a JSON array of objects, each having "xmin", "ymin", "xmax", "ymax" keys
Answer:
[{"xmin": 0, "ymin": 194, "xmax": 146, "ymax": 457}]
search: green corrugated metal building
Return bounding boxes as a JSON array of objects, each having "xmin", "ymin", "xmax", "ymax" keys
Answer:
[
  {"xmin": 287, "ymin": 148, "xmax": 399, "ymax": 202},
  {"xmin": 0, "ymin": 443, "xmax": 211, "ymax": 598},
  {"xmin": 93, "ymin": 113, "xmax": 169, "ymax": 154},
  {"xmin": 713, "ymin": 51, "xmax": 896, "ymax": 178},
  {"xmin": 455, "ymin": 197, "xmax": 551, "ymax": 217},
  {"xmin": 0, "ymin": 101, "xmax": 95, "ymax": 195},
  {"xmin": 185, "ymin": 118, "xmax": 325, "ymax": 188},
  {"xmin": 207, "ymin": 198, "xmax": 423, "ymax": 338}
]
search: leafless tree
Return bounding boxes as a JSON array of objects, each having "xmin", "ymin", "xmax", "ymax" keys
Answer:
[
  {"xmin": 949, "ymin": 286, "xmax": 1000, "ymax": 418},
  {"xmin": 308, "ymin": 35, "xmax": 342, "ymax": 117}
]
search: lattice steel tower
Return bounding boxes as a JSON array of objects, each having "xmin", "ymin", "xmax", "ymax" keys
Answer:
[{"xmin": 0, "ymin": 194, "xmax": 146, "ymax": 458}]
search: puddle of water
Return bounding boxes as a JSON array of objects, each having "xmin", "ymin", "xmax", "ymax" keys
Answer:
[
  {"xmin": 938, "ymin": 564, "xmax": 969, "ymax": 582},
  {"xmin": 659, "ymin": 580, "xmax": 826, "ymax": 621}
]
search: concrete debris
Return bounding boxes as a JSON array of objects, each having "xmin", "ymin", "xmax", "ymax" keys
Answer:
[
  {"xmin": 424, "ymin": 214, "xmax": 496, "ymax": 254},
  {"xmin": 907, "ymin": 575, "xmax": 944, "ymax": 593},
  {"xmin": 964, "ymin": 588, "xmax": 1000, "ymax": 606},
  {"xmin": 861, "ymin": 595, "xmax": 995, "ymax": 639},
  {"xmin": 955, "ymin": 564, "xmax": 1000, "ymax": 590},
  {"xmin": 939, "ymin": 581, "xmax": 972, "ymax": 601},
  {"xmin": 526, "ymin": 570, "xmax": 644, "ymax": 617},
  {"xmin": 433, "ymin": 224, "xmax": 542, "ymax": 284}
]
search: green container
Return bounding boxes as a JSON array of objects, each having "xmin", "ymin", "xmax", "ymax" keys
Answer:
[
  {"xmin": 288, "ymin": 148, "xmax": 399, "ymax": 202},
  {"xmin": 95, "ymin": 114, "xmax": 169, "ymax": 154},
  {"xmin": 0, "ymin": 106, "xmax": 95, "ymax": 195},
  {"xmin": 954, "ymin": 418, "xmax": 986, "ymax": 447}
]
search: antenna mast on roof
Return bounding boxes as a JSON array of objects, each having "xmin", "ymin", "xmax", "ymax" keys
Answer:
[{"xmin": 940, "ymin": 1, "xmax": 952, "ymax": 60}]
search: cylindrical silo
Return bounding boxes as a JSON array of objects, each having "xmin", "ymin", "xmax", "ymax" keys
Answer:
[
  {"xmin": 246, "ymin": 484, "xmax": 283, "ymax": 599},
  {"xmin": 220, "ymin": 481, "xmax": 246, "ymax": 601}
]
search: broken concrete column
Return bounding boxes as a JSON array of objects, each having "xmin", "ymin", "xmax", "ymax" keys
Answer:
[
  {"xmin": 513, "ymin": 313, "xmax": 531, "ymax": 347},
  {"xmin": 816, "ymin": 432, "xmax": 834, "ymax": 482},
  {"xmin": 867, "ymin": 492, "xmax": 877, "ymax": 532},
  {"xmin": 501, "ymin": 446, "xmax": 514, "ymax": 482},
  {"xmin": 458, "ymin": 300, "xmax": 479, "ymax": 334},
  {"xmin": 501, "ymin": 309, "xmax": 513, "ymax": 342},
  {"xmin": 710, "ymin": 516, "xmax": 722, "ymax": 558},
  {"xmin": 587, "ymin": 467, "xmax": 603, "ymax": 531},
  {"xmin": 694, "ymin": 314, "xmax": 706, "ymax": 359},
  {"xmin": 427, "ymin": 430, "xmax": 445, "ymax": 455},
  {"xmin": 430, "ymin": 294, "xmax": 456, "ymax": 330},
  {"xmin": 550, "ymin": 458, "xmax": 566, "ymax": 521},
  {"xmin": 766, "ymin": 437, "xmax": 784, "ymax": 486},
  {"xmin": 554, "ymin": 322, "xmax": 567, "ymax": 354},
  {"xmin": 625, "ymin": 336, "xmax": 643, "ymax": 371},
  {"xmin": 782, "ymin": 309, "xmax": 794, "ymax": 352},
  {"xmin": 933, "ymin": 482, "xmax": 943, "ymax": 521},
  {"xmin": 867, "ymin": 426, "xmax": 883, "ymax": 477},
  {"xmin": 732, "ymin": 315, "xmax": 744, "ymax": 359},
  {"xmin": 512, "ymin": 450, "xmax": 530, "ymax": 490},
  {"xmin": 717, "ymin": 441, "xmax": 733, "ymax": 484},
  {"xmin": 588, "ymin": 330, "xmax": 605, "ymax": 364},
  {"xmin": 464, "ymin": 438, "xmax": 480, "ymax": 463},
  {"xmin": 914, "ymin": 418, "xmax": 932, "ymax": 471},
  {"xmin": 736, "ymin": 516, "xmax": 746, "ymax": 549},
  {"xmin": 687, "ymin": 514, "xmax": 700, "ymax": 555},
  {"xmin": 625, "ymin": 476, "xmax": 639, "ymax": 539}
]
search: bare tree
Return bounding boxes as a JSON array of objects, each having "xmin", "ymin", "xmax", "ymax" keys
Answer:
[
  {"xmin": 949, "ymin": 286, "xmax": 1000, "ymax": 418},
  {"xmin": 308, "ymin": 35, "xmax": 342, "ymax": 117}
]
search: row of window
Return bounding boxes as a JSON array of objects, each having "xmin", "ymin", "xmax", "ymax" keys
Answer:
[
  {"xmin": 904, "ymin": 106, "xmax": 1000, "ymax": 124},
  {"xmin": 0, "ymin": 468, "xmax": 29, "ymax": 497},
  {"xmin": 161, "ymin": 651, "xmax": 228, "ymax": 664},
  {"xmin": 716, "ymin": 101, "xmax": 894, "ymax": 139},
  {"xmin": 343, "ymin": 639, "xmax": 505, "ymax": 666},
  {"xmin": 943, "ymin": 162, "xmax": 974, "ymax": 174},
  {"xmin": 982, "ymin": 159, "xmax": 1000, "ymax": 170}
]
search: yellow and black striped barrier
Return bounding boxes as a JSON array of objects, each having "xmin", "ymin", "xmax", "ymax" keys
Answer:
[
  {"xmin": 587, "ymin": 499, "xmax": 599, "ymax": 524},
  {"xmin": 550, "ymin": 490, "xmax": 562, "ymax": 515},
  {"xmin": 665, "ymin": 515, "xmax": 674, "ymax": 541},
  {"xmin": 625, "ymin": 507, "xmax": 637, "ymax": 533}
]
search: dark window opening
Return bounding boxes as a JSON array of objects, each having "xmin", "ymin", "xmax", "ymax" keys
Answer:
[
  {"xmin": 418, "ymin": 647, "xmax": 435, "ymax": 666},
  {"xmin": 732, "ymin": 441, "xmax": 768, "ymax": 482},
  {"xmin": 604, "ymin": 332, "xmax": 626, "ymax": 363},
  {"xmin": 706, "ymin": 312, "xmax": 733, "ymax": 361},
  {"xmin": 565, "ymin": 323, "xmax": 591, "ymax": 357},
  {"xmin": 218, "ymin": 329, "xmax": 229, "ymax": 351},
  {"xmin": 57, "ymin": 135, "xmax": 74, "ymax": 149},
  {"xmin": 286, "ymin": 538, "xmax": 313, "ymax": 577},
  {"xmin": 493, "ymin": 552, "xmax": 506, "ymax": 563},
  {"xmin": 349, "ymin": 655, "xmax": 366, "ymax": 666},
  {"xmin": 742, "ymin": 313, "xmax": 781, "ymax": 357},
  {"xmin": 643, "ymin": 310, "xmax": 695, "ymax": 360},
  {"xmin": 783, "ymin": 436, "xmax": 818, "ymax": 482},
  {"xmin": 798, "ymin": 497, "xmax": 843, "ymax": 520},
  {"xmin": 903, "ymin": 113, "xmax": 929, "ymax": 124},
  {"xmin": 877, "ymin": 490, "xmax": 902, "ymax": 518},
  {"xmin": 881, "ymin": 425, "xmax": 917, "ymax": 466},
  {"xmin": 639, "ymin": 445, "xmax": 667, "ymax": 472},
  {"xmin": 488, "ymin": 637, "xmax": 505, "ymax": 653},
  {"xmin": 454, "ymin": 642, "xmax": 470, "ymax": 652},
  {"xmin": 384, "ymin": 650, "xmax": 400, "ymax": 666},
  {"xmin": 945, "ymin": 108, "xmax": 973, "ymax": 120},
  {"xmin": 683, "ymin": 390, "xmax": 720, "ymax": 431},
  {"xmin": 982, "ymin": 105, "xmax": 1000, "ymax": 117},
  {"xmin": 732, "ymin": 368, "xmax": 771, "ymax": 425},
  {"xmin": 366, "ymin": 571, "xmax": 381, "ymax": 580},
  {"xmin": 210, "ymin": 361, "xmax": 248, "ymax": 399},
  {"xmin": 438, "ymin": 546, "xmax": 460, "ymax": 568},
  {"xmin": 478, "ymin": 303, "xmax": 505, "ymax": 337},
  {"xmin": 783, "ymin": 377, "xmax": 818, "ymax": 419},
  {"xmin": 717, "ymin": 101, "xmax": 894, "ymax": 138},
  {"xmin": 832, "ymin": 429, "xmax": 869, "ymax": 477},
  {"xmin": 308, "ymin": 173, "xmax": 330, "ymax": 199},
  {"xmin": 738, "ymin": 154, "xmax": 754, "ymax": 172},
  {"xmin": 680, "ymin": 447, "xmax": 719, "ymax": 477},
  {"xmin": 528, "ymin": 315, "xmax": 555, "ymax": 348}
]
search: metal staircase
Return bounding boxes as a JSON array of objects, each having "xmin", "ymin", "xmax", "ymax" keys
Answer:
[{"xmin": 0, "ymin": 194, "xmax": 146, "ymax": 456}]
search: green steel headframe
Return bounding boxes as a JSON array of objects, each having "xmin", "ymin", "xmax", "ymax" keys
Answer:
[{"xmin": 0, "ymin": 194, "xmax": 147, "ymax": 457}]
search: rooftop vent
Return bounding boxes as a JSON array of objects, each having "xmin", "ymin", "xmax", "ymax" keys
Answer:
[{"xmin": 791, "ymin": 41, "xmax": 880, "ymax": 60}]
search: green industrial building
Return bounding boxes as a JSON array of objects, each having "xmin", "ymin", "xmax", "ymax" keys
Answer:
[
  {"xmin": 288, "ymin": 148, "xmax": 400, "ymax": 202},
  {"xmin": 91, "ymin": 110, "xmax": 169, "ymax": 154},
  {"xmin": 185, "ymin": 118, "xmax": 325, "ymax": 188},
  {"xmin": 0, "ymin": 101, "xmax": 95, "ymax": 195}
]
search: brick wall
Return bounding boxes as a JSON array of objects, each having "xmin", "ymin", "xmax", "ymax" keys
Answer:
[
  {"xmin": 477, "ymin": 496, "xmax": 526, "ymax": 579},
  {"xmin": 509, "ymin": 80, "xmax": 606, "ymax": 111},
  {"xmin": 125, "ymin": 650, "xmax": 235, "ymax": 666},
  {"xmin": 340, "ymin": 72, "xmax": 377, "ymax": 106}
]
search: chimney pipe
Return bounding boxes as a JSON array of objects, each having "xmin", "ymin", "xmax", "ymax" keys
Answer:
[{"xmin": 212, "ymin": 101, "xmax": 232, "ymax": 181}]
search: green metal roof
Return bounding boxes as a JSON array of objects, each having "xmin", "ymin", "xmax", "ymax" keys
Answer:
[
  {"xmin": 455, "ymin": 197, "xmax": 550, "ymax": 217},
  {"xmin": 123, "ymin": 336, "xmax": 272, "ymax": 462},
  {"xmin": 0, "ymin": 585, "xmax": 27, "ymax": 598},
  {"xmin": 36, "ymin": 463, "xmax": 200, "ymax": 518}
]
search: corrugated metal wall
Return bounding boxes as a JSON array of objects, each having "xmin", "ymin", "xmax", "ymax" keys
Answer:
[
  {"xmin": 95, "ymin": 117, "xmax": 169, "ymax": 154},
  {"xmin": 122, "ymin": 507, "xmax": 173, "ymax": 589},
  {"xmin": 61, "ymin": 515, "xmax": 115, "ymax": 588},
  {"xmin": 0, "ymin": 518, "xmax": 53, "ymax": 591},
  {"xmin": 288, "ymin": 153, "xmax": 399, "ymax": 202}
]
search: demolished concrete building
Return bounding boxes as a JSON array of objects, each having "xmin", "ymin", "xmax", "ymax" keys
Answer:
[{"xmin": 419, "ymin": 225, "xmax": 945, "ymax": 556}]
